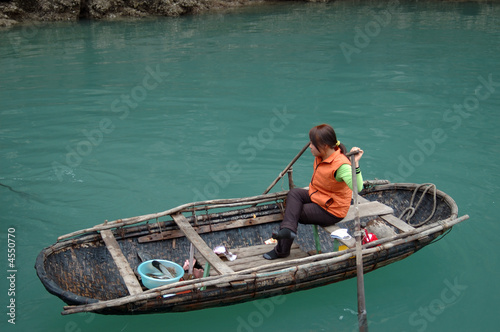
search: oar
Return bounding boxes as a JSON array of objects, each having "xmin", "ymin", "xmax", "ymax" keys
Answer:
[
  {"xmin": 262, "ymin": 141, "xmax": 310, "ymax": 195},
  {"xmin": 347, "ymin": 149, "xmax": 368, "ymax": 331}
]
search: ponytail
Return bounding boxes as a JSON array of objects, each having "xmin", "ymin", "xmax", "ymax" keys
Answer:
[{"xmin": 336, "ymin": 141, "xmax": 347, "ymax": 155}]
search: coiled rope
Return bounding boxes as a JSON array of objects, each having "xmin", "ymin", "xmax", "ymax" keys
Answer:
[{"xmin": 399, "ymin": 183, "xmax": 437, "ymax": 227}]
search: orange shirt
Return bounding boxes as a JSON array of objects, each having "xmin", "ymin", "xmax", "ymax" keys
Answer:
[{"xmin": 308, "ymin": 149, "xmax": 352, "ymax": 218}]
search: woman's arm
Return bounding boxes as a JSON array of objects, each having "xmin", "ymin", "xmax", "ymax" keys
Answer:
[{"xmin": 335, "ymin": 164, "xmax": 363, "ymax": 192}]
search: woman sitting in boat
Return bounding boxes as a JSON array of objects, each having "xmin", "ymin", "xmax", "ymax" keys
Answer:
[{"xmin": 264, "ymin": 124, "xmax": 364, "ymax": 260}]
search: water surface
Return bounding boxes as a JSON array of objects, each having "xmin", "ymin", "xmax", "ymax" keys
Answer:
[{"xmin": 1, "ymin": 1, "xmax": 499, "ymax": 331}]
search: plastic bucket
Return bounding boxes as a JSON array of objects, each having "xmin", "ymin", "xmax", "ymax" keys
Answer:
[{"xmin": 137, "ymin": 260, "xmax": 184, "ymax": 289}]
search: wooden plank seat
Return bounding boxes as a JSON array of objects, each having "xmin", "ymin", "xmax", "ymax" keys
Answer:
[
  {"xmin": 356, "ymin": 196, "xmax": 415, "ymax": 232},
  {"xmin": 320, "ymin": 199, "xmax": 395, "ymax": 249},
  {"xmin": 341, "ymin": 200, "xmax": 394, "ymax": 223},
  {"xmin": 195, "ymin": 243, "xmax": 308, "ymax": 277},
  {"xmin": 100, "ymin": 230, "xmax": 143, "ymax": 296},
  {"xmin": 317, "ymin": 197, "xmax": 415, "ymax": 250},
  {"xmin": 318, "ymin": 197, "xmax": 417, "ymax": 250}
]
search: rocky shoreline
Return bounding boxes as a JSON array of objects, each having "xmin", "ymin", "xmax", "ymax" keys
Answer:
[
  {"xmin": 1, "ymin": 0, "xmax": 496, "ymax": 28},
  {"xmin": 0, "ymin": 0, "xmax": 316, "ymax": 28}
]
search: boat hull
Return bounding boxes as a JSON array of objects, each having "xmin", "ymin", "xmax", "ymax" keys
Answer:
[{"xmin": 35, "ymin": 182, "xmax": 462, "ymax": 315}]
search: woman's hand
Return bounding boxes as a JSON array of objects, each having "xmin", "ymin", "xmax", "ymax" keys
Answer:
[{"xmin": 350, "ymin": 147, "xmax": 364, "ymax": 167}]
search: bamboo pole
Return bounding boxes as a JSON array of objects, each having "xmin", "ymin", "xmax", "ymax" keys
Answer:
[
  {"xmin": 188, "ymin": 243, "xmax": 194, "ymax": 275},
  {"xmin": 61, "ymin": 214, "xmax": 468, "ymax": 315},
  {"xmin": 262, "ymin": 142, "xmax": 310, "ymax": 195},
  {"xmin": 57, "ymin": 191, "xmax": 289, "ymax": 241},
  {"xmin": 348, "ymin": 150, "xmax": 368, "ymax": 332},
  {"xmin": 62, "ymin": 273, "xmax": 257, "ymax": 315}
]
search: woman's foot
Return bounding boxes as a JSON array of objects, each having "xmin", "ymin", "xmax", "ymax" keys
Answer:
[
  {"xmin": 272, "ymin": 228, "xmax": 297, "ymax": 240},
  {"xmin": 263, "ymin": 249, "xmax": 290, "ymax": 260},
  {"xmin": 263, "ymin": 249, "xmax": 279, "ymax": 260}
]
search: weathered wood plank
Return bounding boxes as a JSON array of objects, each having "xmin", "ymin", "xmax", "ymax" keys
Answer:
[
  {"xmin": 231, "ymin": 250, "xmax": 307, "ymax": 271},
  {"xmin": 230, "ymin": 249, "xmax": 308, "ymax": 272},
  {"xmin": 358, "ymin": 196, "xmax": 415, "ymax": 231},
  {"xmin": 358, "ymin": 196, "xmax": 370, "ymax": 204},
  {"xmin": 227, "ymin": 244, "xmax": 302, "ymax": 267},
  {"xmin": 342, "ymin": 201, "xmax": 394, "ymax": 223},
  {"xmin": 229, "ymin": 244, "xmax": 286, "ymax": 256},
  {"xmin": 380, "ymin": 214, "xmax": 415, "ymax": 232},
  {"xmin": 100, "ymin": 230, "xmax": 143, "ymax": 296},
  {"xmin": 196, "ymin": 243, "xmax": 307, "ymax": 276},
  {"xmin": 171, "ymin": 213, "xmax": 234, "ymax": 275}
]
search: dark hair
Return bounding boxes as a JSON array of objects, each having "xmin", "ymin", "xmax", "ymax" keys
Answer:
[{"xmin": 309, "ymin": 124, "xmax": 347, "ymax": 154}]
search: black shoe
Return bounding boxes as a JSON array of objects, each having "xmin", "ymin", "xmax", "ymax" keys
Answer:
[
  {"xmin": 272, "ymin": 228, "xmax": 297, "ymax": 240},
  {"xmin": 263, "ymin": 249, "xmax": 290, "ymax": 260},
  {"xmin": 263, "ymin": 249, "xmax": 279, "ymax": 260}
]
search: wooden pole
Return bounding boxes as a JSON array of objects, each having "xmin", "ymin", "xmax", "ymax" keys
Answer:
[
  {"xmin": 349, "ymin": 150, "xmax": 368, "ymax": 331},
  {"xmin": 188, "ymin": 243, "xmax": 194, "ymax": 276},
  {"xmin": 262, "ymin": 142, "xmax": 310, "ymax": 195}
]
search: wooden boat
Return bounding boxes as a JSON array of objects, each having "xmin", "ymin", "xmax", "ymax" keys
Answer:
[{"xmin": 35, "ymin": 177, "xmax": 468, "ymax": 316}]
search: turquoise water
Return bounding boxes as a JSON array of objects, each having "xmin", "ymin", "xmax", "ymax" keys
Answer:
[{"xmin": 1, "ymin": 1, "xmax": 499, "ymax": 331}]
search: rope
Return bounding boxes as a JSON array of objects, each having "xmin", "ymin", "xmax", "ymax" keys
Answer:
[
  {"xmin": 0, "ymin": 182, "xmax": 32, "ymax": 198},
  {"xmin": 399, "ymin": 183, "xmax": 438, "ymax": 227},
  {"xmin": 156, "ymin": 217, "xmax": 163, "ymax": 239},
  {"xmin": 430, "ymin": 227, "xmax": 453, "ymax": 245},
  {"xmin": 277, "ymin": 200, "xmax": 285, "ymax": 216}
]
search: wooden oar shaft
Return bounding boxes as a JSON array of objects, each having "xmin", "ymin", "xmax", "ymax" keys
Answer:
[
  {"xmin": 262, "ymin": 141, "xmax": 310, "ymax": 195},
  {"xmin": 345, "ymin": 149, "xmax": 361, "ymax": 157},
  {"xmin": 350, "ymin": 153, "xmax": 368, "ymax": 332}
]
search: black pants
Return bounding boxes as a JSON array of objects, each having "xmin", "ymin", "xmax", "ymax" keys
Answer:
[{"xmin": 275, "ymin": 188, "xmax": 343, "ymax": 256}]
